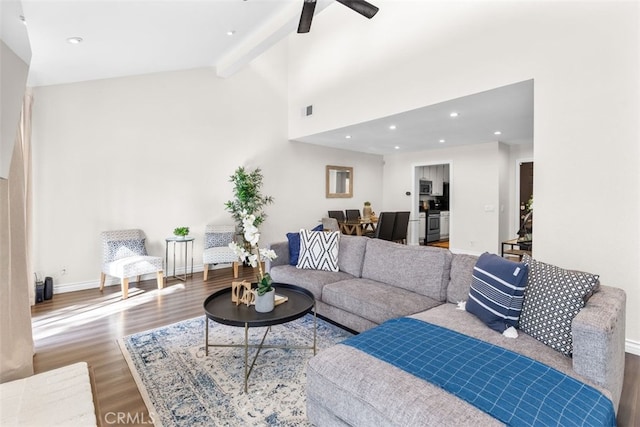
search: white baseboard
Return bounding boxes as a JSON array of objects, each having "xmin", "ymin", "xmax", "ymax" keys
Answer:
[{"xmin": 626, "ymin": 339, "xmax": 640, "ymax": 356}]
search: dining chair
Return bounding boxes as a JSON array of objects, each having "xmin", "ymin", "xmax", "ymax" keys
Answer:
[
  {"xmin": 203, "ymin": 224, "xmax": 239, "ymax": 281},
  {"xmin": 391, "ymin": 211, "xmax": 411, "ymax": 244},
  {"xmin": 328, "ymin": 210, "xmax": 346, "ymax": 223},
  {"xmin": 99, "ymin": 229, "xmax": 164, "ymax": 299},
  {"xmin": 345, "ymin": 209, "xmax": 361, "ymax": 221},
  {"xmin": 322, "ymin": 217, "xmax": 340, "ymax": 232},
  {"xmin": 366, "ymin": 212, "xmax": 396, "ymax": 241}
]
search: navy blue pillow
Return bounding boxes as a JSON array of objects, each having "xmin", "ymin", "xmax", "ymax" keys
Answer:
[
  {"xmin": 466, "ymin": 252, "xmax": 528, "ymax": 333},
  {"xmin": 287, "ymin": 224, "xmax": 323, "ymax": 266}
]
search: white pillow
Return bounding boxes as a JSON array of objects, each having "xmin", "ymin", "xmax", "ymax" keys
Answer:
[{"xmin": 296, "ymin": 229, "xmax": 340, "ymax": 272}]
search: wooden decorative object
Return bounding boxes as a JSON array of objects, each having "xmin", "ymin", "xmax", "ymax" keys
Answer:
[{"xmin": 231, "ymin": 281, "xmax": 254, "ymax": 306}]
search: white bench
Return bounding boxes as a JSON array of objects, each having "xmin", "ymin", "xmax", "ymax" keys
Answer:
[{"xmin": 0, "ymin": 362, "xmax": 97, "ymax": 426}]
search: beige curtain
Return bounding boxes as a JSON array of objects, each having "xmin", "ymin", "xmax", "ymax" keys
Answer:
[{"xmin": 0, "ymin": 92, "xmax": 34, "ymax": 382}]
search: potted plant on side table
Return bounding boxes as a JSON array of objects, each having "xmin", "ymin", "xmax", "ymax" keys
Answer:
[{"xmin": 173, "ymin": 227, "xmax": 190, "ymax": 239}]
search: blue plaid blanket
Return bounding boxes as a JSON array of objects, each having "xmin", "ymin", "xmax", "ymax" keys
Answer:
[{"xmin": 343, "ymin": 318, "xmax": 615, "ymax": 427}]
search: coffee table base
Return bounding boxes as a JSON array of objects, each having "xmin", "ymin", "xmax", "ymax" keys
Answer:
[{"xmin": 204, "ymin": 312, "xmax": 317, "ymax": 393}]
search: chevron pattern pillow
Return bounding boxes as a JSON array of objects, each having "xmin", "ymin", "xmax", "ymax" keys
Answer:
[{"xmin": 296, "ymin": 229, "xmax": 340, "ymax": 272}]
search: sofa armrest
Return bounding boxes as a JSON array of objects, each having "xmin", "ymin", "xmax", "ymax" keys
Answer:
[
  {"xmin": 572, "ymin": 285, "xmax": 626, "ymax": 412},
  {"xmin": 266, "ymin": 241, "xmax": 290, "ymax": 270}
]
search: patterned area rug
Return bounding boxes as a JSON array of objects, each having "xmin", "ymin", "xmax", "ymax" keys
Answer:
[{"xmin": 118, "ymin": 314, "xmax": 352, "ymax": 427}]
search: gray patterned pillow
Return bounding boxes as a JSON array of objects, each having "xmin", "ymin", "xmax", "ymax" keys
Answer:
[
  {"xmin": 106, "ymin": 239, "xmax": 147, "ymax": 262},
  {"xmin": 296, "ymin": 229, "xmax": 340, "ymax": 272},
  {"xmin": 205, "ymin": 232, "xmax": 234, "ymax": 249},
  {"xmin": 519, "ymin": 254, "xmax": 600, "ymax": 356}
]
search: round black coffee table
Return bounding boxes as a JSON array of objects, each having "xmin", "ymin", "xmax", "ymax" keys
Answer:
[{"xmin": 203, "ymin": 283, "xmax": 316, "ymax": 392}]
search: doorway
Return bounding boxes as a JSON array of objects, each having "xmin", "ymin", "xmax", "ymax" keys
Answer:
[
  {"xmin": 412, "ymin": 162, "xmax": 451, "ymax": 247},
  {"xmin": 517, "ymin": 161, "xmax": 533, "ymax": 240}
]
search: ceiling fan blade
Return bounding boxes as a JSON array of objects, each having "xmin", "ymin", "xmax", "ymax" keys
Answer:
[
  {"xmin": 335, "ymin": 0, "xmax": 379, "ymax": 19},
  {"xmin": 297, "ymin": 0, "xmax": 317, "ymax": 33}
]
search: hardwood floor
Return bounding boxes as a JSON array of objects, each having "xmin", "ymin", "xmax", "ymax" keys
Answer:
[
  {"xmin": 32, "ymin": 266, "xmax": 640, "ymax": 426},
  {"xmin": 427, "ymin": 240, "xmax": 449, "ymax": 249},
  {"xmin": 31, "ymin": 267, "xmax": 253, "ymax": 426}
]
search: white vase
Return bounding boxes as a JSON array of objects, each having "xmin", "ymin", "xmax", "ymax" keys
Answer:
[
  {"xmin": 254, "ymin": 288, "xmax": 275, "ymax": 313},
  {"xmin": 363, "ymin": 205, "xmax": 372, "ymax": 219}
]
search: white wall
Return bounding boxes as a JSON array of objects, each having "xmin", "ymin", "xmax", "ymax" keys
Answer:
[
  {"xmin": 286, "ymin": 1, "xmax": 640, "ymax": 346},
  {"xmin": 31, "ymin": 44, "xmax": 383, "ymax": 292},
  {"xmin": 498, "ymin": 142, "xmax": 511, "ymax": 243}
]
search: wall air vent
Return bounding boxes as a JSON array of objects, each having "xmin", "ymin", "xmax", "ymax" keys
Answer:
[{"xmin": 304, "ymin": 105, "xmax": 313, "ymax": 116}]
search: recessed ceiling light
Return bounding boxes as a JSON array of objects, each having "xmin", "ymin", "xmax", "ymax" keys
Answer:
[
  {"xmin": 389, "ymin": 125, "xmax": 397, "ymax": 130},
  {"xmin": 345, "ymin": 135, "xmax": 352, "ymax": 139},
  {"xmin": 449, "ymin": 112, "xmax": 459, "ymax": 118},
  {"xmin": 66, "ymin": 37, "xmax": 83, "ymax": 44},
  {"xmin": 494, "ymin": 131, "xmax": 502, "ymax": 135},
  {"xmin": 394, "ymin": 146, "xmax": 400, "ymax": 150},
  {"xmin": 439, "ymin": 139, "xmax": 446, "ymax": 143},
  {"xmin": 226, "ymin": 30, "xmax": 236, "ymax": 36}
]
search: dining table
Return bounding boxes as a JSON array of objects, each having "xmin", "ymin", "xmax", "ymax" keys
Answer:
[{"xmin": 339, "ymin": 218, "xmax": 377, "ymax": 236}]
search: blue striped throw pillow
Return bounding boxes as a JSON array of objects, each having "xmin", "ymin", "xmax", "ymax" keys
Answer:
[{"xmin": 466, "ymin": 252, "xmax": 528, "ymax": 333}]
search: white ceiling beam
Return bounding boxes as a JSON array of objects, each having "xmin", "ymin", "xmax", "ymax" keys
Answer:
[{"xmin": 216, "ymin": 0, "xmax": 330, "ymax": 78}]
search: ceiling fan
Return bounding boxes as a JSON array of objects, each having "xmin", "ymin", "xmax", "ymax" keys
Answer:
[{"xmin": 297, "ymin": 0, "xmax": 379, "ymax": 33}]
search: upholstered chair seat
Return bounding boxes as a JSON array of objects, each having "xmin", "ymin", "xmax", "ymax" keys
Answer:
[
  {"xmin": 99, "ymin": 229, "xmax": 164, "ymax": 299},
  {"xmin": 203, "ymin": 224, "xmax": 239, "ymax": 280}
]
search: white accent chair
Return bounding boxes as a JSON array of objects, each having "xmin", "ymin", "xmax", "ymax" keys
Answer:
[
  {"xmin": 99, "ymin": 229, "xmax": 164, "ymax": 299},
  {"xmin": 203, "ymin": 224, "xmax": 239, "ymax": 281}
]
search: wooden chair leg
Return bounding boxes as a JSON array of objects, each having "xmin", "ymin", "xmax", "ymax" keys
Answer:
[
  {"xmin": 121, "ymin": 278, "xmax": 129, "ymax": 299},
  {"xmin": 157, "ymin": 271, "xmax": 164, "ymax": 289},
  {"xmin": 233, "ymin": 262, "xmax": 239, "ymax": 279},
  {"xmin": 203, "ymin": 264, "xmax": 209, "ymax": 281},
  {"xmin": 99, "ymin": 272, "xmax": 106, "ymax": 291}
]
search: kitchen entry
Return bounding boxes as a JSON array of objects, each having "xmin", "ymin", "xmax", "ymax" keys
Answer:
[{"xmin": 415, "ymin": 163, "xmax": 450, "ymax": 248}]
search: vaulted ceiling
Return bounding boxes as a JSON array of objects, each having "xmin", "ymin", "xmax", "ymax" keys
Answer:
[{"xmin": 3, "ymin": 0, "xmax": 533, "ymax": 154}]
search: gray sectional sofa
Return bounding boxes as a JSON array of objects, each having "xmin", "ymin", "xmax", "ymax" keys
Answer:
[{"xmin": 266, "ymin": 235, "xmax": 626, "ymax": 426}]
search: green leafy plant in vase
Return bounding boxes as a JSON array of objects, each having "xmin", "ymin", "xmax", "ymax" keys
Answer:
[
  {"xmin": 256, "ymin": 272, "xmax": 273, "ymax": 296},
  {"xmin": 173, "ymin": 227, "xmax": 189, "ymax": 238}
]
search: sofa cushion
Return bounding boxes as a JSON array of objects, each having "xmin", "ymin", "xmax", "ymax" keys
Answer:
[
  {"xmin": 307, "ymin": 343, "xmax": 503, "ymax": 427},
  {"xmin": 410, "ymin": 304, "xmax": 609, "ymax": 389},
  {"xmin": 322, "ymin": 278, "xmax": 442, "ymax": 325},
  {"xmin": 337, "ymin": 235, "xmax": 367, "ymax": 277},
  {"xmin": 361, "ymin": 239, "xmax": 451, "ymax": 301},
  {"xmin": 297, "ymin": 230, "xmax": 340, "ymax": 272},
  {"xmin": 465, "ymin": 253, "xmax": 528, "ymax": 334},
  {"xmin": 269, "ymin": 265, "xmax": 355, "ymax": 300},
  {"xmin": 519, "ymin": 254, "xmax": 600, "ymax": 356},
  {"xmin": 447, "ymin": 253, "xmax": 478, "ymax": 303},
  {"xmin": 286, "ymin": 224, "xmax": 323, "ymax": 266}
]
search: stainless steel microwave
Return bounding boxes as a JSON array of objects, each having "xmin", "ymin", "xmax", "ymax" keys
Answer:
[{"xmin": 419, "ymin": 180, "xmax": 432, "ymax": 195}]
